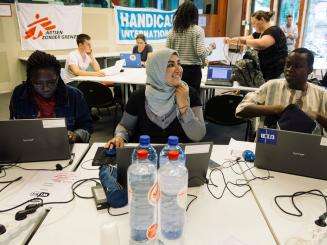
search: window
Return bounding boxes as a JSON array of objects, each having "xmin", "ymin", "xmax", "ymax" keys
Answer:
[
  {"xmin": 252, "ymin": 0, "xmax": 271, "ymax": 13},
  {"xmin": 303, "ymin": 0, "xmax": 327, "ymax": 58},
  {"xmin": 278, "ymin": 0, "xmax": 300, "ymax": 27}
]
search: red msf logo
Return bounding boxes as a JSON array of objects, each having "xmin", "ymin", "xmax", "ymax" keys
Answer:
[{"xmin": 24, "ymin": 13, "xmax": 56, "ymax": 40}]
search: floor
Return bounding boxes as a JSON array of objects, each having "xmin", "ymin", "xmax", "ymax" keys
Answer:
[{"xmin": 0, "ymin": 92, "xmax": 247, "ymax": 145}]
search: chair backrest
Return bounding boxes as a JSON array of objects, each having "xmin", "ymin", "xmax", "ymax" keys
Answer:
[
  {"xmin": 77, "ymin": 81, "xmax": 114, "ymax": 108},
  {"xmin": 205, "ymin": 94, "xmax": 245, "ymax": 125}
]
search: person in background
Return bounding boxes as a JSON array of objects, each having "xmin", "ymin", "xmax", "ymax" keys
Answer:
[
  {"xmin": 281, "ymin": 14, "xmax": 298, "ymax": 53},
  {"xmin": 225, "ymin": 10, "xmax": 288, "ymax": 81},
  {"xmin": 166, "ymin": 0, "xmax": 216, "ymax": 93},
  {"xmin": 63, "ymin": 33, "xmax": 104, "ymax": 85},
  {"xmin": 132, "ymin": 34, "xmax": 153, "ymax": 66},
  {"xmin": 10, "ymin": 51, "xmax": 93, "ymax": 143},
  {"xmin": 236, "ymin": 48, "xmax": 327, "ymax": 135},
  {"xmin": 106, "ymin": 48, "xmax": 206, "ymax": 147}
]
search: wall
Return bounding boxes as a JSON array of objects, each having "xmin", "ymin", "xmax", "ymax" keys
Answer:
[{"xmin": 0, "ymin": 6, "xmax": 166, "ymax": 93}]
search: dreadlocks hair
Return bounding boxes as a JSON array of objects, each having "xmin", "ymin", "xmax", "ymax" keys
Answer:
[{"xmin": 173, "ymin": 0, "xmax": 199, "ymax": 33}]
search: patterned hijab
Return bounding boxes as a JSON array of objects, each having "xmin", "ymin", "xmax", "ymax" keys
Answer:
[{"xmin": 145, "ymin": 48, "xmax": 179, "ymax": 117}]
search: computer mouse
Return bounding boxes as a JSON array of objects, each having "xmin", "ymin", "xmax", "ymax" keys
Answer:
[
  {"xmin": 0, "ymin": 224, "xmax": 6, "ymax": 235},
  {"xmin": 242, "ymin": 150, "xmax": 255, "ymax": 162},
  {"xmin": 104, "ymin": 147, "xmax": 116, "ymax": 157}
]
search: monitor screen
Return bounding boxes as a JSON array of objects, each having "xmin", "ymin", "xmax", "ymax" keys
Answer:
[{"xmin": 207, "ymin": 66, "xmax": 232, "ymax": 80}]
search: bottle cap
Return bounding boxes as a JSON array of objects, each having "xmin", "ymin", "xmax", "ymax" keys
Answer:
[
  {"xmin": 167, "ymin": 136, "xmax": 179, "ymax": 146},
  {"xmin": 137, "ymin": 149, "xmax": 149, "ymax": 160},
  {"xmin": 139, "ymin": 135, "xmax": 150, "ymax": 146},
  {"xmin": 168, "ymin": 150, "xmax": 179, "ymax": 161}
]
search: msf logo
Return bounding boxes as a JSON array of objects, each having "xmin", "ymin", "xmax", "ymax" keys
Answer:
[{"xmin": 24, "ymin": 13, "xmax": 56, "ymax": 40}]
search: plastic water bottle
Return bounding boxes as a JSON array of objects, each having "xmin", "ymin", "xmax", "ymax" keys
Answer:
[
  {"xmin": 159, "ymin": 136, "xmax": 185, "ymax": 167},
  {"xmin": 158, "ymin": 151, "xmax": 188, "ymax": 242},
  {"xmin": 128, "ymin": 149, "xmax": 159, "ymax": 244},
  {"xmin": 132, "ymin": 135, "xmax": 158, "ymax": 165}
]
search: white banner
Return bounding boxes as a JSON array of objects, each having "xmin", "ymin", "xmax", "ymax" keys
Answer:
[{"xmin": 16, "ymin": 3, "xmax": 82, "ymax": 51}]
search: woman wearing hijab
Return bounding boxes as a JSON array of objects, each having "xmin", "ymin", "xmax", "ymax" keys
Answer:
[
  {"xmin": 106, "ymin": 48, "xmax": 206, "ymax": 147},
  {"xmin": 9, "ymin": 50, "xmax": 93, "ymax": 143}
]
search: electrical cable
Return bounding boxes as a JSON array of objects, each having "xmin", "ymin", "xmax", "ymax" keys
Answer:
[
  {"xmin": 107, "ymin": 207, "xmax": 128, "ymax": 216},
  {"xmin": 0, "ymin": 176, "xmax": 23, "ymax": 193}
]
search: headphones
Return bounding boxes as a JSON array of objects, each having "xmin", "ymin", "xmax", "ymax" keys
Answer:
[{"xmin": 242, "ymin": 150, "xmax": 256, "ymax": 162}]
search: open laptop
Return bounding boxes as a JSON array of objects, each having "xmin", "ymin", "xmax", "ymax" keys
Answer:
[
  {"xmin": 0, "ymin": 119, "xmax": 70, "ymax": 164},
  {"xmin": 101, "ymin": 59, "xmax": 125, "ymax": 76},
  {"xmin": 205, "ymin": 65, "xmax": 233, "ymax": 86},
  {"xmin": 93, "ymin": 142, "xmax": 213, "ymax": 187},
  {"xmin": 120, "ymin": 53, "xmax": 142, "ymax": 68},
  {"xmin": 255, "ymin": 128, "xmax": 327, "ymax": 180}
]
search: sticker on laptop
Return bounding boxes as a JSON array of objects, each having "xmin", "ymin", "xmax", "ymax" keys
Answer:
[
  {"xmin": 320, "ymin": 137, "xmax": 327, "ymax": 147},
  {"xmin": 257, "ymin": 128, "xmax": 278, "ymax": 145},
  {"xmin": 42, "ymin": 119, "xmax": 65, "ymax": 128}
]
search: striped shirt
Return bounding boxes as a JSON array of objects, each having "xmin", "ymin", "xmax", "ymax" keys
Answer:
[
  {"xmin": 236, "ymin": 79, "xmax": 327, "ymax": 135},
  {"xmin": 166, "ymin": 25, "xmax": 212, "ymax": 65}
]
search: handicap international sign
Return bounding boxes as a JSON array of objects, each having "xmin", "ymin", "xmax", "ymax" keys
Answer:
[
  {"xmin": 16, "ymin": 3, "xmax": 82, "ymax": 51},
  {"xmin": 114, "ymin": 6, "xmax": 175, "ymax": 44}
]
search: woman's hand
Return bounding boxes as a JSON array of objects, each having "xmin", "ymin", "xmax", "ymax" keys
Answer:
[
  {"xmin": 105, "ymin": 136, "xmax": 125, "ymax": 148},
  {"xmin": 175, "ymin": 83, "xmax": 189, "ymax": 115}
]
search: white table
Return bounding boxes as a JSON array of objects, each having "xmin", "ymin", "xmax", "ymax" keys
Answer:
[
  {"xmin": 72, "ymin": 67, "xmax": 258, "ymax": 104},
  {"xmin": 226, "ymin": 140, "xmax": 327, "ymax": 245},
  {"xmin": 0, "ymin": 143, "xmax": 89, "ymax": 245},
  {"xmin": 25, "ymin": 143, "xmax": 276, "ymax": 245}
]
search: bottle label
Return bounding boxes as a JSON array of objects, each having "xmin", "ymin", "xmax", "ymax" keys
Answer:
[
  {"xmin": 177, "ymin": 187, "xmax": 187, "ymax": 209},
  {"xmin": 146, "ymin": 223, "xmax": 158, "ymax": 240},
  {"xmin": 148, "ymin": 182, "xmax": 160, "ymax": 206}
]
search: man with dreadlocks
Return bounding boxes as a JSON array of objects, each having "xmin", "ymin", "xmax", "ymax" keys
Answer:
[{"xmin": 9, "ymin": 50, "xmax": 93, "ymax": 143}]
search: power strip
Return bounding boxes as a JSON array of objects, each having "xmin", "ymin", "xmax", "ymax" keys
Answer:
[{"xmin": 0, "ymin": 207, "xmax": 49, "ymax": 245}]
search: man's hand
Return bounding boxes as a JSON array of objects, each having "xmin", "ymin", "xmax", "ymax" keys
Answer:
[
  {"xmin": 94, "ymin": 71, "xmax": 105, "ymax": 77},
  {"xmin": 105, "ymin": 136, "xmax": 125, "ymax": 148},
  {"xmin": 271, "ymin": 105, "xmax": 285, "ymax": 115},
  {"xmin": 68, "ymin": 131, "xmax": 77, "ymax": 143}
]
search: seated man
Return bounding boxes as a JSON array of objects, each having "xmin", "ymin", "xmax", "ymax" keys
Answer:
[
  {"xmin": 236, "ymin": 48, "xmax": 327, "ymax": 135},
  {"xmin": 10, "ymin": 50, "xmax": 93, "ymax": 143},
  {"xmin": 63, "ymin": 33, "xmax": 104, "ymax": 84}
]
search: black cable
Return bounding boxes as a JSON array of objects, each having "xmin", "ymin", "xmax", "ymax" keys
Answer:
[
  {"xmin": 0, "ymin": 168, "xmax": 6, "ymax": 179},
  {"xmin": 0, "ymin": 176, "xmax": 23, "ymax": 193},
  {"xmin": 107, "ymin": 207, "xmax": 128, "ymax": 216},
  {"xmin": 0, "ymin": 178, "xmax": 99, "ymax": 212},
  {"xmin": 79, "ymin": 159, "xmax": 98, "ymax": 170},
  {"xmin": 186, "ymin": 194, "xmax": 198, "ymax": 211},
  {"xmin": 274, "ymin": 189, "xmax": 327, "ymax": 217}
]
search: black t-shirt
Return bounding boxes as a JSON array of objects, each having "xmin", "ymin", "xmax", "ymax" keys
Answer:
[
  {"xmin": 252, "ymin": 26, "xmax": 288, "ymax": 80},
  {"xmin": 132, "ymin": 44, "xmax": 153, "ymax": 62},
  {"xmin": 125, "ymin": 87, "xmax": 202, "ymax": 143}
]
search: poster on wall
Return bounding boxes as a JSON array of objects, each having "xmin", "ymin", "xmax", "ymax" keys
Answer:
[
  {"xmin": 16, "ymin": 3, "xmax": 82, "ymax": 51},
  {"xmin": 114, "ymin": 6, "xmax": 175, "ymax": 44}
]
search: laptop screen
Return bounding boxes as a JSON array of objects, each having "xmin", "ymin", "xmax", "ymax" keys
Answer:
[{"xmin": 207, "ymin": 66, "xmax": 233, "ymax": 80}]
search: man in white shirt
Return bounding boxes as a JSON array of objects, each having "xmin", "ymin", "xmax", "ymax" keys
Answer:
[
  {"xmin": 281, "ymin": 15, "xmax": 298, "ymax": 52},
  {"xmin": 236, "ymin": 48, "xmax": 327, "ymax": 135},
  {"xmin": 63, "ymin": 33, "xmax": 104, "ymax": 84}
]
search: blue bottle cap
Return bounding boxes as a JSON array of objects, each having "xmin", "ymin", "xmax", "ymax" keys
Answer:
[
  {"xmin": 139, "ymin": 135, "xmax": 150, "ymax": 146},
  {"xmin": 168, "ymin": 136, "xmax": 179, "ymax": 146}
]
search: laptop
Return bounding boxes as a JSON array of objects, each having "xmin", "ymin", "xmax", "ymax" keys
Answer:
[
  {"xmin": 255, "ymin": 128, "xmax": 327, "ymax": 180},
  {"xmin": 93, "ymin": 142, "xmax": 213, "ymax": 187},
  {"xmin": 205, "ymin": 65, "xmax": 233, "ymax": 86},
  {"xmin": 120, "ymin": 53, "xmax": 142, "ymax": 68},
  {"xmin": 102, "ymin": 59, "xmax": 125, "ymax": 76},
  {"xmin": 0, "ymin": 119, "xmax": 70, "ymax": 164}
]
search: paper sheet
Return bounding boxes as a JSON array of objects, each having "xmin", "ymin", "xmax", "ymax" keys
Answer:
[
  {"xmin": 2, "ymin": 171, "xmax": 79, "ymax": 209},
  {"xmin": 228, "ymin": 138, "xmax": 256, "ymax": 158},
  {"xmin": 204, "ymin": 37, "xmax": 229, "ymax": 62}
]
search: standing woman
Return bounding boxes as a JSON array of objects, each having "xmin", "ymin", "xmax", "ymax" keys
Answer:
[
  {"xmin": 226, "ymin": 11, "xmax": 288, "ymax": 81},
  {"xmin": 132, "ymin": 34, "xmax": 153, "ymax": 66},
  {"xmin": 166, "ymin": 0, "xmax": 216, "ymax": 93}
]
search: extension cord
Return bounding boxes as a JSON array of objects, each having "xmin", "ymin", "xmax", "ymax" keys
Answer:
[
  {"xmin": 0, "ymin": 207, "xmax": 47, "ymax": 245},
  {"xmin": 285, "ymin": 225, "xmax": 327, "ymax": 245}
]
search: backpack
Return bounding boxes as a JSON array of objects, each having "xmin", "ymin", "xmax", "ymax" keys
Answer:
[{"xmin": 230, "ymin": 49, "xmax": 265, "ymax": 87}]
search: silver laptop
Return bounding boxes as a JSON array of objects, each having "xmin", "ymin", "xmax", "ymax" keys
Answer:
[
  {"xmin": 255, "ymin": 128, "xmax": 327, "ymax": 180},
  {"xmin": 205, "ymin": 65, "xmax": 233, "ymax": 86},
  {"xmin": 0, "ymin": 118, "xmax": 70, "ymax": 164}
]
